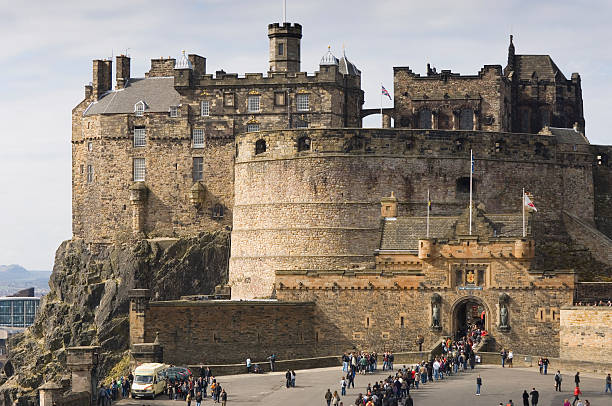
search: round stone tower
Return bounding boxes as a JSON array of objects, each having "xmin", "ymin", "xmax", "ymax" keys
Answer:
[{"xmin": 268, "ymin": 22, "xmax": 302, "ymax": 72}]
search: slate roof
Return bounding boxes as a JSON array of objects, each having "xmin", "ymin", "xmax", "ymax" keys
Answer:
[
  {"xmin": 84, "ymin": 77, "xmax": 180, "ymax": 116},
  {"xmin": 379, "ymin": 212, "xmax": 524, "ymax": 251},
  {"xmin": 548, "ymin": 127, "xmax": 589, "ymax": 145},
  {"xmin": 339, "ymin": 53, "xmax": 361, "ymax": 76},
  {"xmin": 515, "ymin": 55, "xmax": 566, "ymax": 82}
]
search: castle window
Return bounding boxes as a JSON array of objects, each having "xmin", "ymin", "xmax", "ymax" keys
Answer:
[
  {"xmin": 255, "ymin": 139, "xmax": 266, "ymax": 155},
  {"xmin": 597, "ymin": 154, "xmax": 608, "ymax": 166},
  {"xmin": 247, "ymin": 95, "xmax": 260, "ymax": 113},
  {"xmin": 192, "ymin": 157, "xmax": 204, "ymax": 181},
  {"xmin": 169, "ymin": 106, "xmax": 178, "ymax": 117},
  {"xmin": 459, "ymin": 109, "xmax": 473, "ymax": 130},
  {"xmin": 193, "ymin": 128, "xmax": 205, "ymax": 148},
  {"xmin": 535, "ymin": 142, "xmax": 548, "ymax": 158},
  {"xmin": 495, "ymin": 139, "xmax": 505, "ymax": 153},
  {"xmin": 521, "ymin": 110, "xmax": 530, "ymax": 133},
  {"xmin": 418, "ymin": 109, "xmax": 432, "ymax": 129},
  {"xmin": 133, "ymin": 158, "xmax": 146, "ymax": 181},
  {"xmin": 86, "ymin": 165, "xmax": 93, "ymax": 183},
  {"xmin": 274, "ymin": 91, "xmax": 286, "ymax": 106},
  {"xmin": 296, "ymin": 94, "xmax": 309, "ymax": 111},
  {"xmin": 87, "ymin": 141, "xmax": 93, "ymax": 152},
  {"xmin": 201, "ymin": 101, "xmax": 210, "ymax": 117},
  {"xmin": 278, "ymin": 43, "xmax": 284, "ymax": 56},
  {"xmin": 133, "ymin": 127, "xmax": 146, "ymax": 147},
  {"xmin": 247, "ymin": 123, "xmax": 260, "ymax": 132},
  {"xmin": 80, "ymin": 164, "xmax": 84, "ymax": 174},
  {"xmin": 134, "ymin": 101, "xmax": 145, "ymax": 116},
  {"xmin": 455, "ymin": 138, "xmax": 466, "ymax": 152},
  {"xmin": 212, "ymin": 203, "xmax": 224, "ymax": 219},
  {"xmin": 295, "ymin": 120, "xmax": 308, "ymax": 129},
  {"xmin": 456, "ymin": 176, "xmax": 475, "ymax": 196},
  {"xmin": 297, "ymin": 136, "xmax": 311, "ymax": 152}
]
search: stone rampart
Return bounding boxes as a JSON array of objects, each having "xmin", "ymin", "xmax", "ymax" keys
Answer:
[
  {"xmin": 575, "ymin": 282, "xmax": 612, "ymax": 303},
  {"xmin": 560, "ymin": 307, "xmax": 612, "ymax": 362},
  {"xmin": 142, "ymin": 300, "xmax": 318, "ymax": 366},
  {"xmin": 231, "ymin": 128, "xmax": 597, "ymax": 299}
]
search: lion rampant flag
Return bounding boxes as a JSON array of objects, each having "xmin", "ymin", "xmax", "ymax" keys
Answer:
[{"xmin": 524, "ymin": 193, "xmax": 537, "ymax": 212}]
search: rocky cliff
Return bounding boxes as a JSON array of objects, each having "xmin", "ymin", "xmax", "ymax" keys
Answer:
[{"xmin": 0, "ymin": 231, "xmax": 230, "ymax": 405}]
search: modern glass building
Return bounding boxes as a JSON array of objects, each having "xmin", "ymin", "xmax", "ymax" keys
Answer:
[{"xmin": 0, "ymin": 297, "xmax": 40, "ymax": 328}]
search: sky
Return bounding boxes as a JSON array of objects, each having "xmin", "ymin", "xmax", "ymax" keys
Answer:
[{"xmin": 0, "ymin": 0, "xmax": 610, "ymax": 270}]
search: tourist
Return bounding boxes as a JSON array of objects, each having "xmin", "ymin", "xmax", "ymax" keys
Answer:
[
  {"xmin": 507, "ymin": 350, "xmax": 513, "ymax": 368},
  {"xmin": 538, "ymin": 357, "xmax": 543, "ymax": 374},
  {"xmin": 285, "ymin": 370, "xmax": 291, "ymax": 388},
  {"xmin": 530, "ymin": 387, "xmax": 539, "ymax": 406},
  {"xmin": 325, "ymin": 388, "xmax": 333, "ymax": 406},
  {"xmin": 555, "ymin": 370, "xmax": 562, "ymax": 391},
  {"xmin": 268, "ymin": 353, "xmax": 277, "ymax": 372},
  {"xmin": 572, "ymin": 385, "xmax": 582, "ymax": 406},
  {"xmin": 220, "ymin": 389, "xmax": 227, "ymax": 406},
  {"xmin": 522, "ymin": 390, "xmax": 529, "ymax": 406},
  {"xmin": 574, "ymin": 372, "xmax": 580, "ymax": 387},
  {"xmin": 332, "ymin": 390, "xmax": 341, "ymax": 406},
  {"xmin": 246, "ymin": 357, "xmax": 251, "ymax": 373},
  {"xmin": 341, "ymin": 376, "xmax": 347, "ymax": 396},
  {"xmin": 342, "ymin": 353, "xmax": 349, "ymax": 372},
  {"xmin": 605, "ymin": 373, "xmax": 611, "ymax": 393},
  {"xmin": 501, "ymin": 349, "xmax": 507, "ymax": 367},
  {"xmin": 348, "ymin": 369, "xmax": 355, "ymax": 389},
  {"xmin": 214, "ymin": 383, "xmax": 222, "ymax": 403},
  {"xmin": 186, "ymin": 391, "xmax": 192, "ymax": 406},
  {"xmin": 563, "ymin": 399, "xmax": 571, "ymax": 406},
  {"xmin": 195, "ymin": 391, "xmax": 203, "ymax": 406},
  {"xmin": 404, "ymin": 394, "xmax": 413, "ymax": 406},
  {"xmin": 507, "ymin": 400, "xmax": 514, "ymax": 406},
  {"xmin": 291, "ymin": 370, "xmax": 296, "ymax": 387},
  {"xmin": 476, "ymin": 374, "xmax": 482, "ymax": 395},
  {"xmin": 542, "ymin": 357, "xmax": 549, "ymax": 374}
]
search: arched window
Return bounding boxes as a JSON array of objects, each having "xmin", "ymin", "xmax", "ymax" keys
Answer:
[
  {"xmin": 418, "ymin": 109, "xmax": 432, "ymax": 129},
  {"xmin": 212, "ymin": 204, "xmax": 224, "ymax": 219},
  {"xmin": 297, "ymin": 136, "xmax": 311, "ymax": 152},
  {"xmin": 255, "ymin": 139, "xmax": 266, "ymax": 155},
  {"xmin": 455, "ymin": 137, "xmax": 466, "ymax": 152},
  {"xmin": 459, "ymin": 109, "xmax": 473, "ymax": 130}
]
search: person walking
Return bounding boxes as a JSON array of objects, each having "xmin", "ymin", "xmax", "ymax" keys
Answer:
[
  {"xmin": 285, "ymin": 370, "xmax": 292, "ymax": 388},
  {"xmin": 332, "ymin": 390, "xmax": 341, "ymax": 406},
  {"xmin": 291, "ymin": 370, "xmax": 296, "ymax": 387},
  {"xmin": 404, "ymin": 394, "xmax": 413, "ymax": 406},
  {"xmin": 530, "ymin": 387, "xmax": 539, "ymax": 406},
  {"xmin": 476, "ymin": 375, "xmax": 482, "ymax": 396},
  {"xmin": 572, "ymin": 385, "xmax": 582, "ymax": 406},
  {"xmin": 186, "ymin": 392, "xmax": 192, "ymax": 406},
  {"xmin": 563, "ymin": 399, "xmax": 571, "ymax": 406},
  {"xmin": 507, "ymin": 350, "xmax": 514, "ymax": 368},
  {"xmin": 605, "ymin": 373, "xmax": 611, "ymax": 393},
  {"xmin": 325, "ymin": 388, "xmax": 332, "ymax": 406},
  {"xmin": 555, "ymin": 371, "xmax": 563, "ymax": 391},
  {"xmin": 220, "ymin": 389, "xmax": 227, "ymax": 406},
  {"xmin": 268, "ymin": 353, "xmax": 276, "ymax": 372},
  {"xmin": 340, "ymin": 376, "xmax": 347, "ymax": 396},
  {"xmin": 501, "ymin": 349, "xmax": 507, "ymax": 368},
  {"xmin": 195, "ymin": 391, "xmax": 203, "ymax": 406},
  {"xmin": 575, "ymin": 372, "xmax": 580, "ymax": 387},
  {"xmin": 522, "ymin": 390, "xmax": 529, "ymax": 406},
  {"xmin": 246, "ymin": 357, "xmax": 251, "ymax": 373}
]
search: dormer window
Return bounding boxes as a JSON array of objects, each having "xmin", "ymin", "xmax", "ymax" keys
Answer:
[{"xmin": 134, "ymin": 101, "xmax": 145, "ymax": 116}]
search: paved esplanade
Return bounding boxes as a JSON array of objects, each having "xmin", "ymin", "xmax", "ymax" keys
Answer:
[{"xmin": 116, "ymin": 365, "xmax": 610, "ymax": 405}]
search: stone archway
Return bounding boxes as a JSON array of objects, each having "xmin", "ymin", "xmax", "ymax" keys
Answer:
[{"xmin": 450, "ymin": 296, "xmax": 491, "ymax": 340}]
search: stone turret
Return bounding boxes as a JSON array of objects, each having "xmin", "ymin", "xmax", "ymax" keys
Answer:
[
  {"xmin": 268, "ymin": 22, "xmax": 302, "ymax": 72},
  {"xmin": 380, "ymin": 191, "xmax": 398, "ymax": 218}
]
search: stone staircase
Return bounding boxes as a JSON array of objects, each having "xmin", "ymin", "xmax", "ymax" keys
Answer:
[{"xmin": 562, "ymin": 211, "xmax": 612, "ymax": 265}]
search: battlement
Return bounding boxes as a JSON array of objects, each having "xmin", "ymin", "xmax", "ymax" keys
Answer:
[
  {"xmin": 194, "ymin": 66, "xmax": 357, "ymax": 87},
  {"xmin": 394, "ymin": 64, "xmax": 503, "ymax": 80},
  {"xmin": 235, "ymin": 128, "xmax": 597, "ymax": 165},
  {"xmin": 268, "ymin": 22, "xmax": 303, "ymax": 38}
]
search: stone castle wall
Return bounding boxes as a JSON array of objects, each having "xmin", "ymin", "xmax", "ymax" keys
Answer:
[
  {"xmin": 142, "ymin": 301, "xmax": 317, "ymax": 365},
  {"xmin": 560, "ymin": 307, "xmax": 612, "ymax": 362},
  {"xmin": 230, "ymin": 128, "xmax": 596, "ymax": 299}
]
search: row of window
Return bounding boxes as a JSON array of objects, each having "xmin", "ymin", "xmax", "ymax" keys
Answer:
[
  {"xmin": 136, "ymin": 94, "xmax": 310, "ymax": 117},
  {"xmin": 84, "ymin": 158, "xmax": 206, "ymax": 183}
]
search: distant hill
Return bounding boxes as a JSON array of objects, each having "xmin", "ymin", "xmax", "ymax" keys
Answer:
[{"xmin": 0, "ymin": 265, "xmax": 51, "ymax": 296}]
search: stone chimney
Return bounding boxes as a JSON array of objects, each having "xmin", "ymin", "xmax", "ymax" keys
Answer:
[
  {"xmin": 116, "ymin": 55, "xmax": 130, "ymax": 89},
  {"xmin": 92, "ymin": 59, "xmax": 112, "ymax": 100}
]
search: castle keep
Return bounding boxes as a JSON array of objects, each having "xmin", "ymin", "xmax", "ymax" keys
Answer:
[{"xmin": 72, "ymin": 22, "xmax": 612, "ymax": 362}]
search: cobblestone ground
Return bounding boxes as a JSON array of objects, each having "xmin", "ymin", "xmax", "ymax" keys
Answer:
[{"xmin": 116, "ymin": 365, "xmax": 610, "ymax": 406}]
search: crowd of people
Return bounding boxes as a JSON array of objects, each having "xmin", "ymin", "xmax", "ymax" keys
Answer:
[
  {"xmin": 97, "ymin": 375, "xmax": 132, "ymax": 405},
  {"xmin": 573, "ymin": 300, "xmax": 612, "ymax": 306},
  {"xmin": 166, "ymin": 370, "xmax": 228, "ymax": 406}
]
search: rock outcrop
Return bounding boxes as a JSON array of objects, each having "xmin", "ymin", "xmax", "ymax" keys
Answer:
[{"xmin": 0, "ymin": 231, "xmax": 230, "ymax": 405}]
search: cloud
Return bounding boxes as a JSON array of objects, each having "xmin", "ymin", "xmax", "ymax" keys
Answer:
[{"xmin": 0, "ymin": 0, "xmax": 610, "ymax": 269}]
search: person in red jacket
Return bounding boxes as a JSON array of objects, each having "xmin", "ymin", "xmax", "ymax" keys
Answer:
[{"xmin": 572, "ymin": 386, "xmax": 582, "ymax": 406}]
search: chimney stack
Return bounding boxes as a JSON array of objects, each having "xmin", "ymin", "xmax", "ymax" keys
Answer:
[
  {"xmin": 92, "ymin": 59, "xmax": 112, "ymax": 100},
  {"xmin": 116, "ymin": 55, "xmax": 130, "ymax": 89}
]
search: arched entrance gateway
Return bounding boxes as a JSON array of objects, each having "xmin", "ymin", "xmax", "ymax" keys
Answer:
[{"xmin": 451, "ymin": 297, "xmax": 490, "ymax": 341}]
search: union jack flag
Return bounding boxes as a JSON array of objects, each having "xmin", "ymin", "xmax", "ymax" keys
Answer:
[{"xmin": 381, "ymin": 85, "xmax": 392, "ymax": 100}]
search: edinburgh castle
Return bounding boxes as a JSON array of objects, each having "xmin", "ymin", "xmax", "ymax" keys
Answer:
[{"xmin": 69, "ymin": 21, "xmax": 611, "ymax": 368}]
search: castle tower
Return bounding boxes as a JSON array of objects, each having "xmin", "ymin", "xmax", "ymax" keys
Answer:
[{"xmin": 268, "ymin": 22, "xmax": 302, "ymax": 72}]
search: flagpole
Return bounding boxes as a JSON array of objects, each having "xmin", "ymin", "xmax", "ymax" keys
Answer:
[
  {"xmin": 522, "ymin": 187, "xmax": 526, "ymax": 237},
  {"xmin": 427, "ymin": 189, "xmax": 430, "ymax": 238},
  {"xmin": 469, "ymin": 149, "xmax": 473, "ymax": 235},
  {"xmin": 380, "ymin": 83, "xmax": 383, "ymax": 128}
]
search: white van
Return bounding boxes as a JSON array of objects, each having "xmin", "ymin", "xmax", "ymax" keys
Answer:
[{"xmin": 131, "ymin": 363, "xmax": 168, "ymax": 399}]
